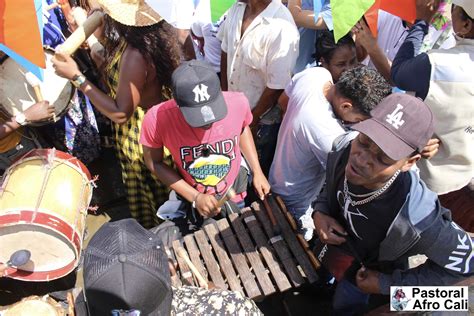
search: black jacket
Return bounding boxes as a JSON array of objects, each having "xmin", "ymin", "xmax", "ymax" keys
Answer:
[{"xmin": 313, "ymin": 134, "xmax": 473, "ymax": 294}]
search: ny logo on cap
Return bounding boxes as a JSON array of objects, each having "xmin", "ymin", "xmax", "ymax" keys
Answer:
[
  {"xmin": 386, "ymin": 104, "xmax": 405, "ymax": 129},
  {"xmin": 193, "ymin": 84, "xmax": 210, "ymax": 103}
]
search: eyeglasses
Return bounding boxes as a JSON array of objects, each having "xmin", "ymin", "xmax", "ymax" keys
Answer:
[{"xmin": 111, "ymin": 309, "xmax": 141, "ymax": 316}]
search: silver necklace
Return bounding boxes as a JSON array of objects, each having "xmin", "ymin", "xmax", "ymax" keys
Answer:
[{"xmin": 343, "ymin": 170, "xmax": 400, "ymax": 206}]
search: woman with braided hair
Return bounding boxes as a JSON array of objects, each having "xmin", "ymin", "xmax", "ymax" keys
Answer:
[{"xmin": 52, "ymin": 0, "xmax": 181, "ymax": 228}]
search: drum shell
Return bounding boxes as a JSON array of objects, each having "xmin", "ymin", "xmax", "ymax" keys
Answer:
[{"xmin": 0, "ymin": 149, "xmax": 92, "ymax": 281}]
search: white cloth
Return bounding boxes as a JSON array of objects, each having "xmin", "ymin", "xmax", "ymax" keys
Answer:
[
  {"xmin": 418, "ymin": 37, "xmax": 474, "ymax": 194},
  {"xmin": 217, "ymin": 0, "xmax": 299, "ymax": 109},
  {"xmin": 269, "ymin": 67, "xmax": 345, "ymax": 213}
]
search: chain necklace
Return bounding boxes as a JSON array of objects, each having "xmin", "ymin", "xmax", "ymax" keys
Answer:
[{"xmin": 343, "ymin": 170, "xmax": 400, "ymax": 206}]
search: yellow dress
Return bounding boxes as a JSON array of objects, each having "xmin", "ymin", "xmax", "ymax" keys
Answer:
[{"xmin": 105, "ymin": 41, "xmax": 170, "ymax": 228}]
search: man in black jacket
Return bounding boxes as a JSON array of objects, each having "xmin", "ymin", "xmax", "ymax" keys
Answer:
[{"xmin": 312, "ymin": 93, "xmax": 473, "ymax": 314}]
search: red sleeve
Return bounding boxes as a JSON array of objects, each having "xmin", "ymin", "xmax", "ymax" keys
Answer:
[{"xmin": 140, "ymin": 106, "xmax": 163, "ymax": 148}]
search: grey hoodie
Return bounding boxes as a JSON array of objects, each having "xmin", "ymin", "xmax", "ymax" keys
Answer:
[{"xmin": 313, "ymin": 134, "xmax": 473, "ymax": 294}]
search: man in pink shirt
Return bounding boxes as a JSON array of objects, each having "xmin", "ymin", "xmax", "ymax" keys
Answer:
[{"xmin": 140, "ymin": 60, "xmax": 270, "ymax": 222}]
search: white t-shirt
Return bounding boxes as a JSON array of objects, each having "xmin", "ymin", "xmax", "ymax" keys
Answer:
[
  {"xmin": 269, "ymin": 67, "xmax": 345, "ymax": 212},
  {"xmin": 217, "ymin": 0, "xmax": 299, "ymax": 109},
  {"xmin": 191, "ymin": 2, "xmax": 224, "ymax": 73}
]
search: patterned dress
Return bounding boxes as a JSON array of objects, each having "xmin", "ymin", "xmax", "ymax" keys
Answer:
[{"xmin": 105, "ymin": 42, "xmax": 170, "ymax": 228}]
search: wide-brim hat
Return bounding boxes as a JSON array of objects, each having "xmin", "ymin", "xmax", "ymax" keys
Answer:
[{"xmin": 97, "ymin": 0, "xmax": 163, "ymax": 27}]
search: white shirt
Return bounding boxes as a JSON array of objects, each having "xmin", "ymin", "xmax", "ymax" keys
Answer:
[
  {"xmin": 217, "ymin": 0, "xmax": 299, "ymax": 109},
  {"xmin": 191, "ymin": 0, "xmax": 224, "ymax": 73},
  {"xmin": 269, "ymin": 67, "xmax": 345, "ymax": 212}
]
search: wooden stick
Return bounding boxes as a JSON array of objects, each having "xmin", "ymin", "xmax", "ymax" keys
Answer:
[
  {"xmin": 67, "ymin": 291, "xmax": 75, "ymax": 316},
  {"xmin": 25, "ymin": 72, "xmax": 44, "ymax": 102},
  {"xmin": 176, "ymin": 247, "xmax": 209, "ymax": 289},
  {"xmin": 276, "ymin": 194, "xmax": 321, "ymax": 271},
  {"xmin": 58, "ymin": 11, "xmax": 104, "ymax": 55}
]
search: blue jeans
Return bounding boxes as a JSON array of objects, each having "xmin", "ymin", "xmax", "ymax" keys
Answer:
[{"xmin": 333, "ymin": 279, "xmax": 370, "ymax": 315}]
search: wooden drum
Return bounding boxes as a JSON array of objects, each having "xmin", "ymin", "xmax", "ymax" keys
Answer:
[
  {"xmin": 0, "ymin": 149, "xmax": 93, "ymax": 281},
  {"xmin": 167, "ymin": 195, "xmax": 320, "ymax": 300}
]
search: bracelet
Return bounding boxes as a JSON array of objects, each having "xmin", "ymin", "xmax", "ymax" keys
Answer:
[{"xmin": 191, "ymin": 192, "xmax": 201, "ymax": 209}]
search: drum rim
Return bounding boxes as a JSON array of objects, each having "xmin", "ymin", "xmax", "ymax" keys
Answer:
[
  {"xmin": 12, "ymin": 148, "xmax": 92, "ymax": 180},
  {"xmin": 0, "ymin": 210, "xmax": 83, "ymax": 281}
]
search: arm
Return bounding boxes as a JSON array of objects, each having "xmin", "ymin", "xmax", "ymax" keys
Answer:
[
  {"xmin": 390, "ymin": 20, "xmax": 431, "ymax": 98},
  {"xmin": 391, "ymin": 0, "xmax": 440, "ymax": 98},
  {"xmin": 374, "ymin": 216, "xmax": 473, "ymax": 294},
  {"xmin": 143, "ymin": 146, "xmax": 220, "ymax": 218},
  {"xmin": 287, "ymin": 0, "xmax": 327, "ymax": 29},
  {"xmin": 239, "ymin": 125, "xmax": 270, "ymax": 199},
  {"xmin": 183, "ymin": 32, "xmax": 197, "ymax": 60},
  {"xmin": 0, "ymin": 101, "xmax": 54, "ymax": 139},
  {"xmin": 220, "ymin": 51, "xmax": 228, "ymax": 91},
  {"xmin": 278, "ymin": 92, "xmax": 289, "ymax": 115},
  {"xmin": 52, "ymin": 47, "xmax": 148, "ymax": 124},
  {"xmin": 352, "ymin": 19, "xmax": 392, "ymax": 84},
  {"xmin": 251, "ymin": 88, "xmax": 283, "ymax": 127}
]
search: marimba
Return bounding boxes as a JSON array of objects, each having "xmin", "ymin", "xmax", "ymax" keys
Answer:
[{"xmin": 167, "ymin": 194, "xmax": 320, "ymax": 300}]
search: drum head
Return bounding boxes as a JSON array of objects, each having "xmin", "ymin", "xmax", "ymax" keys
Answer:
[
  {"xmin": 0, "ymin": 49, "xmax": 75, "ymax": 126},
  {"xmin": 0, "ymin": 224, "xmax": 77, "ymax": 281}
]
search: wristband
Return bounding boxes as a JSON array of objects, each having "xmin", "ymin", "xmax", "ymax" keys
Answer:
[{"xmin": 192, "ymin": 192, "xmax": 201, "ymax": 209}]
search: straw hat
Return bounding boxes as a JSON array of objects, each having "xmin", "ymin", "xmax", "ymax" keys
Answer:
[{"xmin": 97, "ymin": 0, "xmax": 163, "ymax": 27}]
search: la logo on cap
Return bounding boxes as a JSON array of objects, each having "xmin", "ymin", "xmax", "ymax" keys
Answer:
[
  {"xmin": 193, "ymin": 84, "xmax": 210, "ymax": 103},
  {"xmin": 386, "ymin": 104, "xmax": 405, "ymax": 129}
]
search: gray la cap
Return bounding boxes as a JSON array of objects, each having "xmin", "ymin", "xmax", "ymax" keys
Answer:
[{"xmin": 352, "ymin": 93, "xmax": 435, "ymax": 160}]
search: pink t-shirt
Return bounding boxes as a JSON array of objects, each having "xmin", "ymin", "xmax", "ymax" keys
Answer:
[{"xmin": 140, "ymin": 92, "xmax": 253, "ymax": 196}]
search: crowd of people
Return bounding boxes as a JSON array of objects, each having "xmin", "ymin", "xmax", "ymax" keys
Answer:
[{"xmin": 0, "ymin": 0, "xmax": 473, "ymax": 314}]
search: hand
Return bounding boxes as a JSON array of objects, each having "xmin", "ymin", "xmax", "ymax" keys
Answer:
[
  {"xmin": 356, "ymin": 267, "xmax": 381, "ymax": 294},
  {"xmin": 24, "ymin": 101, "xmax": 55, "ymax": 122},
  {"xmin": 420, "ymin": 138, "xmax": 440, "ymax": 159},
  {"xmin": 352, "ymin": 19, "xmax": 377, "ymax": 51},
  {"xmin": 416, "ymin": 0, "xmax": 441, "ymax": 23},
  {"xmin": 252, "ymin": 171, "xmax": 271, "ymax": 200},
  {"xmin": 194, "ymin": 193, "xmax": 220, "ymax": 219},
  {"xmin": 52, "ymin": 52, "xmax": 81, "ymax": 80},
  {"xmin": 313, "ymin": 212, "xmax": 347, "ymax": 245}
]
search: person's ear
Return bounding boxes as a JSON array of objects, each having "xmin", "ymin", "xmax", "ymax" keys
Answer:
[
  {"xmin": 341, "ymin": 101, "xmax": 352, "ymax": 111},
  {"xmin": 400, "ymin": 154, "xmax": 421, "ymax": 172},
  {"xmin": 320, "ymin": 57, "xmax": 328, "ymax": 67},
  {"xmin": 458, "ymin": 17, "xmax": 474, "ymax": 37}
]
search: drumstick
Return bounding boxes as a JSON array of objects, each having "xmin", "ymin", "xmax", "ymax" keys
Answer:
[
  {"xmin": 262, "ymin": 195, "xmax": 281, "ymax": 235},
  {"xmin": 176, "ymin": 247, "xmax": 209, "ymax": 289},
  {"xmin": 25, "ymin": 72, "xmax": 44, "ymax": 102},
  {"xmin": 71, "ymin": 7, "xmax": 103, "ymax": 53},
  {"xmin": 57, "ymin": 10, "xmax": 104, "ymax": 55},
  {"xmin": 216, "ymin": 187, "xmax": 236, "ymax": 209}
]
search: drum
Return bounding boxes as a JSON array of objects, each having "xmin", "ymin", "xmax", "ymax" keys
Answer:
[
  {"xmin": 0, "ymin": 49, "xmax": 75, "ymax": 126},
  {"xmin": 165, "ymin": 195, "xmax": 320, "ymax": 300},
  {"xmin": 1, "ymin": 295, "xmax": 65, "ymax": 316},
  {"xmin": 0, "ymin": 149, "xmax": 93, "ymax": 281}
]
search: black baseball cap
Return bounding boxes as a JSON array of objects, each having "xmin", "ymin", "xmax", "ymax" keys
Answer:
[
  {"xmin": 352, "ymin": 93, "xmax": 435, "ymax": 160},
  {"xmin": 172, "ymin": 60, "xmax": 227, "ymax": 127},
  {"xmin": 83, "ymin": 219, "xmax": 172, "ymax": 316}
]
